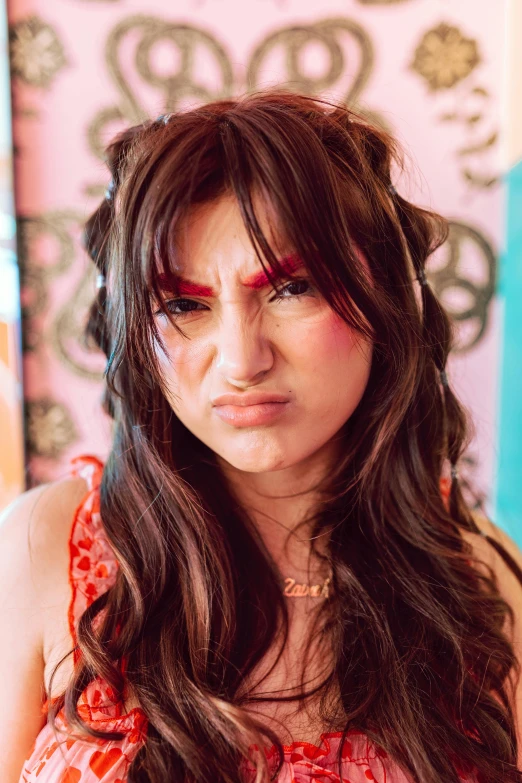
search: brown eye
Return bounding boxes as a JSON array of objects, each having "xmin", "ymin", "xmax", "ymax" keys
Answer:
[
  {"xmin": 272, "ymin": 279, "xmax": 315, "ymax": 301},
  {"xmin": 155, "ymin": 299, "xmax": 207, "ymax": 318}
]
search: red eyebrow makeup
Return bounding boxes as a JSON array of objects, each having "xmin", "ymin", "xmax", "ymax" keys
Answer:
[{"xmin": 156, "ymin": 253, "xmax": 304, "ymax": 297}]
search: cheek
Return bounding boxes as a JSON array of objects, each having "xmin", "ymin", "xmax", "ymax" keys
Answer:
[
  {"xmin": 154, "ymin": 336, "xmax": 205, "ymax": 407},
  {"xmin": 293, "ymin": 312, "xmax": 372, "ymax": 413},
  {"xmin": 293, "ymin": 310, "xmax": 369, "ymax": 368}
]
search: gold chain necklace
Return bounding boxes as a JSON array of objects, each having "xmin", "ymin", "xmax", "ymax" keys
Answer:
[{"xmin": 283, "ymin": 570, "xmax": 332, "ymax": 598}]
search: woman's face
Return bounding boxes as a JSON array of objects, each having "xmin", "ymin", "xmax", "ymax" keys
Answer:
[{"xmin": 153, "ymin": 193, "xmax": 373, "ymax": 476}]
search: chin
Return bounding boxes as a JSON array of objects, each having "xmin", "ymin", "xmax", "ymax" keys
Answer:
[{"xmin": 215, "ymin": 444, "xmax": 292, "ymax": 474}]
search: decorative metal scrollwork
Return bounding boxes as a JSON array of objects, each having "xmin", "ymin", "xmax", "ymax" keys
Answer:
[{"xmin": 427, "ymin": 220, "xmax": 497, "ymax": 353}]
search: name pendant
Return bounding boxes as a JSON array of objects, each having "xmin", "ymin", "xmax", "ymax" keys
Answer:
[{"xmin": 283, "ymin": 576, "xmax": 331, "ymax": 598}]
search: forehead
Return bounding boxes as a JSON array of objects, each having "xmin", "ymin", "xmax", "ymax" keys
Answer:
[
  {"xmin": 154, "ymin": 191, "xmax": 300, "ymax": 296},
  {"xmin": 171, "ymin": 191, "xmax": 291, "ymax": 272}
]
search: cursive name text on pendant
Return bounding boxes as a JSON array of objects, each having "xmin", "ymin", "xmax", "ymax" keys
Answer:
[{"xmin": 283, "ymin": 576, "xmax": 331, "ymax": 598}]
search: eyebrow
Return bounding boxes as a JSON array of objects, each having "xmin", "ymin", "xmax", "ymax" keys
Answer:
[{"xmin": 156, "ymin": 253, "xmax": 305, "ymax": 297}]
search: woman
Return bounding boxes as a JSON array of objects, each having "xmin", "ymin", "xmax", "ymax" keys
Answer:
[{"xmin": 2, "ymin": 89, "xmax": 522, "ymax": 783}]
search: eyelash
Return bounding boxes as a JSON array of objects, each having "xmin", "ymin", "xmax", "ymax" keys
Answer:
[{"xmin": 156, "ymin": 278, "xmax": 316, "ymax": 319}]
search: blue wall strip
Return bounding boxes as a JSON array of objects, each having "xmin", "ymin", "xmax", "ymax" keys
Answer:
[{"xmin": 494, "ymin": 157, "xmax": 522, "ymax": 544}]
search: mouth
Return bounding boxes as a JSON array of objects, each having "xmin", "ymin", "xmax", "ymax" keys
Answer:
[{"xmin": 212, "ymin": 401, "xmax": 289, "ymax": 427}]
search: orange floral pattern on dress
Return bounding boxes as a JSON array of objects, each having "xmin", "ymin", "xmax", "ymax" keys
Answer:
[
  {"xmin": 18, "ymin": 456, "xmax": 478, "ymax": 783},
  {"xmin": 241, "ymin": 730, "xmax": 480, "ymax": 783}
]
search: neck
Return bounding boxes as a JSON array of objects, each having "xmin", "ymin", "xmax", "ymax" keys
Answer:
[{"xmin": 215, "ymin": 445, "xmax": 336, "ymax": 575}]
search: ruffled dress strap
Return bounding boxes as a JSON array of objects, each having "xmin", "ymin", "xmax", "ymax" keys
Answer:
[
  {"xmin": 68, "ymin": 454, "xmax": 118, "ymax": 664},
  {"xmin": 64, "ymin": 455, "xmax": 147, "ymax": 730}
]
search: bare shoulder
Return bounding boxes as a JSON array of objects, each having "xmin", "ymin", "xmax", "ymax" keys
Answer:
[
  {"xmin": 0, "ymin": 475, "xmax": 90, "ymax": 664},
  {"xmin": 462, "ymin": 510, "xmax": 522, "ymax": 600},
  {"xmin": 0, "ymin": 474, "xmax": 89, "ymax": 607},
  {"xmin": 462, "ymin": 510, "xmax": 522, "ymax": 766},
  {"xmin": 0, "ymin": 475, "xmax": 89, "ymax": 781}
]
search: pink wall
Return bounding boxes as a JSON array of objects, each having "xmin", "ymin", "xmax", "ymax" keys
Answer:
[{"xmin": 6, "ymin": 0, "xmax": 506, "ymax": 511}]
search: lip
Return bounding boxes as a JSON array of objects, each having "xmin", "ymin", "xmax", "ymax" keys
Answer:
[
  {"xmin": 211, "ymin": 392, "xmax": 290, "ymax": 407},
  {"xmin": 213, "ymin": 401, "xmax": 289, "ymax": 427}
]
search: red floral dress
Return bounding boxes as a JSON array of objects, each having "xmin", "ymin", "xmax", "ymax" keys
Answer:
[{"xmin": 18, "ymin": 456, "xmax": 477, "ymax": 783}]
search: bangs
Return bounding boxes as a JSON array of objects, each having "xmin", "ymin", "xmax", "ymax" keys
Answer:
[{"xmin": 114, "ymin": 96, "xmax": 380, "ymax": 351}]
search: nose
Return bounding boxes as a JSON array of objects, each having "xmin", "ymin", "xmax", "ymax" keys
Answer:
[{"xmin": 215, "ymin": 307, "xmax": 275, "ymax": 386}]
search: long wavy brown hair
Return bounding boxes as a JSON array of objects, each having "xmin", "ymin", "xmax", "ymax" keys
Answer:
[{"xmin": 47, "ymin": 89, "xmax": 522, "ymax": 783}]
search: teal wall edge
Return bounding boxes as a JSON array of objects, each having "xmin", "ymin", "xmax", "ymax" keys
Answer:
[{"xmin": 494, "ymin": 157, "xmax": 522, "ymax": 545}]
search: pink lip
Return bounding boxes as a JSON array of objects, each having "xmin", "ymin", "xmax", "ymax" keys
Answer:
[
  {"xmin": 213, "ymin": 402, "xmax": 289, "ymax": 427},
  {"xmin": 212, "ymin": 392, "xmax": 289, "ymax": 407}
]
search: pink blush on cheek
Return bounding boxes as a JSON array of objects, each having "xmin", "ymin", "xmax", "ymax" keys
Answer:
[{"xmin": 301, "ymin": 311, "xmax": 361, "ymax": 364}]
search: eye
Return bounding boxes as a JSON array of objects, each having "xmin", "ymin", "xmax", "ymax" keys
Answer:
[
  {"xmin": 161, "ymin": 299, "xmax": 205, "ymax": 317},
  {"xmin": 272, "ymin": 278, "xmax": 315, "ymax": 301},
  {"xmin": 154, "ymin": 277, "xmax": 316, "ymax": 319}
]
